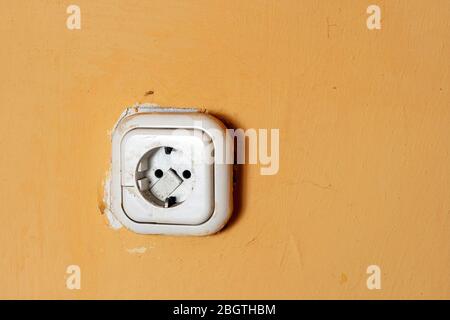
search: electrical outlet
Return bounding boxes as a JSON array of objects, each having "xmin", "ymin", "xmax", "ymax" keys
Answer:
[{"xmin": 108, "ymin": 105, "xmax": 233, "ymax": 236}]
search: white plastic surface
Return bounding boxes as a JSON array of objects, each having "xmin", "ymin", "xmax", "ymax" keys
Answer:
[{"xmin": 107, "ymin": 105, "xmax": 233, "ymax": 236}]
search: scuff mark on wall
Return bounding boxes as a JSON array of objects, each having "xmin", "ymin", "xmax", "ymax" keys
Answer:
[
  {"xmin": 340, "ymin": 273, "xmax": 348, "ymax": 285},
  {"xmin": 100, "ymin": 169, "xmax": 123, "ymax": 229},
  {"xmin": 126, "ymin": 247, "xmax": 147, "ymax": 254}
]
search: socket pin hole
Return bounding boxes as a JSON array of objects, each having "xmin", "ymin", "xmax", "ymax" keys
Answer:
[
  {"xmin": 155, "ymin": 169, "xmax": 163, "ymax": 178},
  {"xmin": 183, "ymin": 170, "xmax": 191, "ymax": 179}
]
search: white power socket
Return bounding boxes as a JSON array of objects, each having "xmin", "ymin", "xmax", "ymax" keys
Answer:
[{"xmin": 107, "ymin": 105, "xmax": 233, "ymax": 236}]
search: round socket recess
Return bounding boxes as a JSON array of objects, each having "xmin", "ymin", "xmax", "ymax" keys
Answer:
[{"xmin": 108, "ymin": 106, "xmax": 233, "ymax": 236}]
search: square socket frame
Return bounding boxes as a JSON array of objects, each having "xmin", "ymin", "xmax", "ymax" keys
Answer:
[{"xmin": 108, "ymin": 106, "xmax": 233, "ymax": 236}]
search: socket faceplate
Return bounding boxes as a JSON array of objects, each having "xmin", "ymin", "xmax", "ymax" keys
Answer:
[{"xmin": 108, "ymin": 106, "xmax": 233, "ymax": 236}]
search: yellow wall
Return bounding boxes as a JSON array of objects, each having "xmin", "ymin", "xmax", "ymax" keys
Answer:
[{"xmin": 0, "ymin": 0, "xmax": 449, "ymax": 299}]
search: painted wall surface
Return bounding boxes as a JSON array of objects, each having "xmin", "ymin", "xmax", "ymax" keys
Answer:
[{"xmin": 0, "ymin": 0, "xmax": 449, "ymax": 299}]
